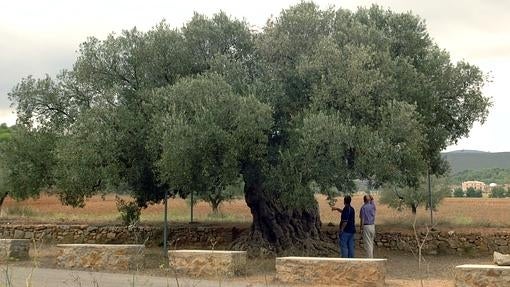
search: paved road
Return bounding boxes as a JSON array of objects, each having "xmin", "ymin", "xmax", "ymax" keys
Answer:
[{"xmin": 0, "ymin": 266, "xmax": 279, "ymax": 287}]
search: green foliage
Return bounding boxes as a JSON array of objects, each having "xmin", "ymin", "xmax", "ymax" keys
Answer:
[
  {"xmin": 115, "ymin": 196, "xmax": 141, "ymax": 226},
  {"xmin": 200, "ymin": 178, "xmax": 245, "ymax": 213},
  {"xmin": 453, "ymin": 188, "xmax": 465, "ymax": 197},
  {"xmin": 443, "ymin": 152, "xmax": 510, "ymax": 174},
  {"xmin": 380, "ymin": 175, "xmax": 450, "ymax": 214},
  {"xmin": 0, "ymin": 124, "xmax": 11, "ymax": 142},
  {"xmin": 0, "ymin": 126, "xmax": 56, "ymax": 201},
  {"xmin": 449, "ymin": 168, "xmax": 510, "ymax": 185},
  {"xmin": 5, "ymin": 2, "xmax": 490, "ymax": 228},
  {"xmin": 465, "ymin": 187, "xmax": 483, "ymax": 198},
  {"xmin": 490, "ymin": 186, "xmax": 507, "ymax": 198}
]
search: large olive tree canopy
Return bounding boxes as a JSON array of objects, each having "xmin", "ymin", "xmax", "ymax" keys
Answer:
[{"xmin": 5, "ymin": 3, "xmax": 490, "ymax": 254}]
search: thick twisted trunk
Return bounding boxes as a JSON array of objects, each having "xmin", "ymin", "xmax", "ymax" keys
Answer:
[{"xmin": 232, "ymin": 181, "xmax": 336, "ymax": 256}]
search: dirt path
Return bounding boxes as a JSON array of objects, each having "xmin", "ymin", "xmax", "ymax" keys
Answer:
[{"xmin": 0, "ymin": 265, "xmax": 278, "ymax": 287}]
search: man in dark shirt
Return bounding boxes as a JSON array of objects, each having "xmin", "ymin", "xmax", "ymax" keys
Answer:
[{"xmin": 332, "ymin": 195, "xmax": 356, "ymax": 258}]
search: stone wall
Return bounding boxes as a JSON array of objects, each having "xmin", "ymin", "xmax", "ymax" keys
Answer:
[
  {"xmin": 276, "ymin": 257, "xmax": 386, "ymax": 286},
  {"xmin": 169, "ymin": 250, "xmax": 247, "ymax": 277},
  {"xmin": 56, "ymin": 244, "xmax": 145, "ymax": 271},
  {"xmin": 0, "ymin": 223, "xmax": 242, "ymax": 248},
  {"xmin": 1, "ymin": 223, "xmax": 509, "ymax": 256},
  {"xmin": 455, "ymin": 264, "xmax": 510, "ymax": 287},
  {"xmin": 0, "ymin": 239, "xmax": 30, "ymax": 260},
  {"xmin": 322, "ymin": 226, "xmax": 510, "ymax": 256}
]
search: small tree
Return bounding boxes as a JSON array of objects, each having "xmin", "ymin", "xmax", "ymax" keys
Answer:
[
  {"xmin": 115, "ymin": 196, "xmax": 141, "ymax": 226},
  {"xmin": 490, "ymin": 186, "xmax": 507, "ymax": 198},
  {"xmin": 380, "ymin": 175, "xmax": 450, "ymax": 214},
  {"xmin": 453, "ymin": 188, "xmax": 465, "ymax": 197},
  {"xmin": 198, "ymin": 178, "xmax": 244, "ymax": 214},
  {"xmin": 465, "ymin": 187, "xmax": 483, "ymax": 198}
]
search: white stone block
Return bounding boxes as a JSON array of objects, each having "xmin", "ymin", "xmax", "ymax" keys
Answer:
[
  {"xmin": 455, "ymin": 264, "xmax": 510, "ymax": 287},
  {"xmin": 168, "ymin": 250, "xmax": 247, "ymax": 277},
  {"xmin": 56, "ymin": 244, "xmax": 145, "ymax": 271},
  {"xmin": 276, "ymin": 256, "xmax": 386, "ymax": 286}
]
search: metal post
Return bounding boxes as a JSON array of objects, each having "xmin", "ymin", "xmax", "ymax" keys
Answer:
[
  {"xmin": 190, "ymin": 191, "xmax": 194, "ymax": 223},
  {"xmin": 428, "ymin": 169, "xmax": 433, "ymax": 225},
  {"xmin": 163, "ymin": 190, "xmax": 168, "ymax": 256}
]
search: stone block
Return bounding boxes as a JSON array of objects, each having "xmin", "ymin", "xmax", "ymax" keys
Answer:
[
  {"xmin": 455, "ymin": 264, "xmax": 510, "ymax": 287},
  {"xmin": 56, "ymin": 244, "xmax": 144, "ymax": 271},
  {"xmin": 168, "ymin": 250, "xmax": 246, "ymax": 277},
  {"xmin": 13, "ymin": 230, "xmax": 24, "ymax": 239},
  {"xmin": 0, "ymin": 239, "xmax": 30, "ymax": 260},
  {"xmin": 276, "ymin": 256, "xmax": 386, "ymax": 286}
]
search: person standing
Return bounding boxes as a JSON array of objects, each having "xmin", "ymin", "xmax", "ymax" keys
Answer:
[
  {"xmin": 332, "ymin": 195, "xmax": 356, "ymax": 258},
  {"xmin": 360, "ymin": 194, "xmax": 376, "ymax": 258}
]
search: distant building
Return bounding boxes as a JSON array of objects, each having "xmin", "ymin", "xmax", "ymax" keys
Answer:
[{"xmin": 462, "ymin": 181, "xmax": 486, "ymax": 191}]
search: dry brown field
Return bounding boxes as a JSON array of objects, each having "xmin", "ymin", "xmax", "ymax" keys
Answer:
[{"xmin": 2, "ymin": 193, "xmax": 510, "ymax": 229}]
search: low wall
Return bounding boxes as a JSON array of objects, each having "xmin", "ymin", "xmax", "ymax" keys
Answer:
[
  {"xmin": 322, "ymin": 226, "xmax": 510, "ymax": 256},
  {"xmin": 169, "ymin": 250, "xmax": 247, "ymax": 277},
  {"xmin": 0, "ymin": 239, "xmax": 30, "ymax": 260},
  {"xmin": 56, "ymin": 244, "xmax": 145, "ymax": 271},
  {"xmin": 276, "ymin": 257, "xmax": 386, "ymax": 286},
  {"xmin": 455, "ymin": 264, "xmax": 510, "ymax": 287},
  {"xmin": 0, "ymin": 224, "xmax": 239, "ymax": 248},
  {"xmin": 1, "ymin": 223, "xmax": 509, "ymax": 256}
]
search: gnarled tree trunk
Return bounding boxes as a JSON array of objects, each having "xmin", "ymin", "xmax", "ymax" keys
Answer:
[{"xmin": 232, "ymin": 181, "xmax": 336, "ymax": 256}]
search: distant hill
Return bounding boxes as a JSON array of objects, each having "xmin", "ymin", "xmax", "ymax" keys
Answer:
[
  {"xmin": 446, "ymin": 150, "xmax": 489, "ymax": 154},
  {"xmin": 442, "ymin": 150, "xmax": 510, "ymax": 173}
]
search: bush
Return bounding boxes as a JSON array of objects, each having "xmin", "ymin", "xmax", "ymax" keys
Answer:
[
  {"xmin": 453, "ymin": 188, "xmax": 465, "ymax": 197},
  {"xmin": 465, "ymin": 187, "xmax": 483, "ymax": 198},
  {"xmin": 115, "ymin": 196, "xmax": 141, "ymax": 226},
  {"xmin": 490, "ymin": 186, "xmax": 507, "ymax": 198}
]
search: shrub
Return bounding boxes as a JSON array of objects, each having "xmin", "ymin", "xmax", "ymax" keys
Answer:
[
  {"xmin": 453, "ymin": 188, "xmax": 465, "ymax": 197},
  {"xmin": 465, "ymin": 187, "xmax": 483, "ymax": 198},
  {"xmin": 490, "ymin": 186, "xmax": 507, "ymax": 198},
  {"xmin": 115, "ymin": 196, "xmax": 141, "ymax": 226}
]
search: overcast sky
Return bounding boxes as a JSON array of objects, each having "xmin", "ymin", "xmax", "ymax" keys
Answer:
[{"xmin": 1, "ymin": 0, "xmax": 508, "ymax": 151}]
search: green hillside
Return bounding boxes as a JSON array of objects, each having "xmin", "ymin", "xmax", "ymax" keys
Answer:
[
  {"xmin": 448, "ymin": 168, "xmax": 510, "ymax": 185},
  {"xmin": 442, "ymin": 150, "xmax": 510, "ymax": 173}
]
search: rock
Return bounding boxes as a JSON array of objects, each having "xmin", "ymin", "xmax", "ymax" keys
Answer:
[
  {"xmin": 276, "ymin": 257, "xmax": 386, "ymax": 286},
  {"xmin": 494, "ymin": 251, "xmax": 510, "ymax": 266},
  {"xmin": 0, "ymin": 239, "xmax": 30, "ymax": 260},
  {"xmin": 169, "ymin": 250, "xmax": 246, "ymax": 277},
  {"xmin": 24, "ymin": 231, "xmax": 34, "ymax": 239},
  {"xmin": 57, "ymin": 244, "xmax": 144, "ymax": 271},
  {"xmin": 107, "ymin": 232, "xmax": 116, "ymax": 240},
  {"xmin": 13, "ymin": 230, "xmax": 24, "ymax": 239},
  {"xmin": 455, "ymin": 264, "xmax": 510, "ymax": 286}
]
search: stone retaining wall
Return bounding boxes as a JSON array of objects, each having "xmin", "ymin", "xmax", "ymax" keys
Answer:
[
  {"xmin": 0, "ymin": 224, "xmax": 238, "ymax": 248},
  {"xmin": 1, "ymin": 223, "xmax": 509, "ymax": 256},
  {"xmin": 455, "ymin": 264, "xmax": 510, "ymax": 287},
  {"xmin": 276, "ymin": 257, "xmax": 386, "ymax": 286},
  {"xmin": 322, "ymin": 226, "xmax": 510, "ymax": 256},
  {"xmin": 0, "ymin": 239, "xmax": 30, "ymax": 260},
  {"xmin": 56, "ymin": 244, "xmax": 145, "ymax": 271},
  {"xmin": 169, "ymin": 250, "xmax": 247, "ymax": 277}
]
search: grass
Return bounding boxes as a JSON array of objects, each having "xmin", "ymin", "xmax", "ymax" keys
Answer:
[{"xmin": 2, "ymin": 193, "xmax": 510, "ymax": 229}]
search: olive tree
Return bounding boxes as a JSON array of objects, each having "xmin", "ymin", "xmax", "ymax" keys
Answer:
[{"xmin": 7, "ymin": 3, "xmax": 490, "ymax": 254}]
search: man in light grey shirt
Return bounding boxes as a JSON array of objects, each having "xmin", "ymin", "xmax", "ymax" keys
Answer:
[{"xmin": 360, "ymin": 194, "xmax": 376, "ymax": 258}]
